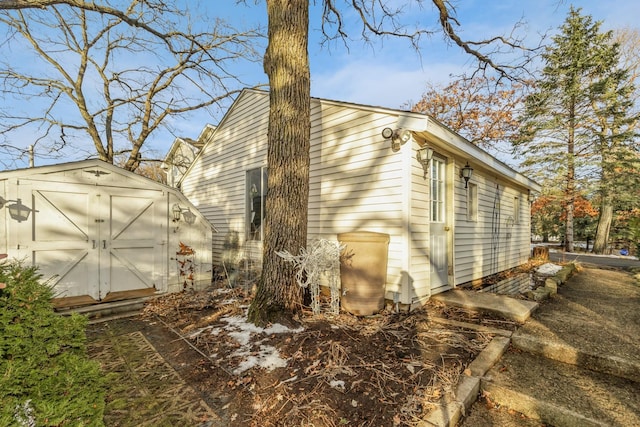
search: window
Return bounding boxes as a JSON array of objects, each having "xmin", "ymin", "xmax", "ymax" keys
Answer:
[
  {"xmin": 430, "ymin": 158, "xmax": 445, "ymax": 222},
  {"xmin": 247, "ymin": 167, "xmax": 268, "ymax": 240},
  {"xmin": 467, "ymin": 183, "xmax": 478, "ymax": 221},
  {"xmin": 514, "ymin": 196, "xmax": 520, "ymax": 224}
]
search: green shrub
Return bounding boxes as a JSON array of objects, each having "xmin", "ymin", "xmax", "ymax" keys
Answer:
[{"xmin": 0, "ymin": 261, "xmax": 105, "ymax": 426}]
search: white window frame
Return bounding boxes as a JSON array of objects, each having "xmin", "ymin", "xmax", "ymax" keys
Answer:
[
  {"xmin": 246, "ymin": 167, "xmax": 268, "ymax": 241},
  {"xmin": 467, "ymin": 182, "xmax": 478, "ymax": 222},
  {"xmin": 430, "ymin": 157, "xmax": 445, "ymax": 223}
]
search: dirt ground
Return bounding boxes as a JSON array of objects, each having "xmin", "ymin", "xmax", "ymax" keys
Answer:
[
  {"xmin": 87, "ymin": 261, "xmax": 640, "ymax": 426},
  {"xmin": 87, "ymin": 285, "xmax": 520, "ymax": 427},
  {"xmin": 459, "ymin": 265, "xmax": 640, "ymax": 427},
  {"xmin": 516, "ymin": 265, "xmax": 640, "ymax": 367}
]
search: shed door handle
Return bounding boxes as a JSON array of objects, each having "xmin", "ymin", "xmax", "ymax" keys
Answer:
[{"xmin": 102, "ymin": 240, "xmax": 106, "ymax": 249}]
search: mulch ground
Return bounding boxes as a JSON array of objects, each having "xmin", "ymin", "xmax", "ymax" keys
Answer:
[{"xmin": 87, "ymin": 284, "xmax": 517, "ymax": 427}]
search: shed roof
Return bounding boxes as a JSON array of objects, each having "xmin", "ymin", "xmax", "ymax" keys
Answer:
[{"xmin": 0, "ymin": 159, "xmax": 217, "ymax": 231}]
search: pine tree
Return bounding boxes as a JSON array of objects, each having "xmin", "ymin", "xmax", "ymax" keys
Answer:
[
  {"xmin": 590, "ymin": 60, "xmax": 639, "ymax": 253},
  {"xmin": 515, "ymin": 7, "xmax": 625, "ymax": 252}
]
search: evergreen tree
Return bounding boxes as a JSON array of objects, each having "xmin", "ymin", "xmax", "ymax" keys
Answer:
[
  {"xmin": 0, "ymin": 261, "xmax": 105, "ymax": 425},
  {"xmin": 515, "ymin": 7, "xmax": 624, "ymax": 252},
  {"xmin": 589, "ymin": 58, "xmax": 639, "ymax": 253}
]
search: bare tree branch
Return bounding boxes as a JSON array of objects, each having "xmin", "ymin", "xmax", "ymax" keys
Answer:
[
  {"xmin": 320, "ymin": 0, "xmax": 540, "ymax": 80},
  {"xmin": 1, "ymin": 0, "xmax": 173, "ymax": 42},
  {"xmin": 0, "ymin": 1, "xmax": 263, "ymax": 170}
]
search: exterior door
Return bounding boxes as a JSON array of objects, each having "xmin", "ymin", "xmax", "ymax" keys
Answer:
[
  {"xmin": 12, "ymin": 178, "xmax": 164, "ymax": 302},
  {"xmin": 429, "ymin": 156, "xmax": 450, "ymax": 292},
  {"xmin": 99, "ymin": 187, "xmax": 164, "ymax": 301},
  {"xmin": 20, "ymin": 181, "xmax": 97, "ymax": 300}
]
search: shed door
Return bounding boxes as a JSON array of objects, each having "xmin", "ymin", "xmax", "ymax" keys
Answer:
[
  {"xmin": 430, "ymin": 157, "xmax": 450, "ymax": 292},
  {"xmin": 15, "ymin": 180, "xmax": 165, "ymax": 302},
  {"xmin": 98, "ymin": 187, "xmax": 165, "ymax": 301}
]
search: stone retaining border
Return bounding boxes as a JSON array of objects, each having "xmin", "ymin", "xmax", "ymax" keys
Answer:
[
  {"xmin": 419, "ymin": 263, "xmax": 577, "ymax": 426},
  {"xmin": 418, "ymin": 335, "xmax": 511, "ymax": 427},
  {"xmin": 523, "ymin": 263, "xmax": 577, "ymax": 302}
]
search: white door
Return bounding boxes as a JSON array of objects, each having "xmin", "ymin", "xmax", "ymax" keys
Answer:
[
  {"xmin": 429, "ymin": 156, "xmax": 450, "ymax": 292},
  {"xmin": 12, "ymin": 179, "xmax": 165, "ymax": 302},
  {"xmin": 98, "ymin": 187, "xmax": 165, "ymax": 301}
]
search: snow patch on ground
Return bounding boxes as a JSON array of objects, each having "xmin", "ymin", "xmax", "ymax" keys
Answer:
[
  {"xmin": 215, "ymin": 314, "xmax": 304, "ymax": 375},
  {"xmin": 232, "ymin": 345, "xmax": 288, "ymax": 375}
]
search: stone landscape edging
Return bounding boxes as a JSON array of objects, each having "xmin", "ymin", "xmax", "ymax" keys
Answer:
[
  {"xmin": 419, "ymin": 262, "xmax": 577, "ymax": 426},
  {"xmin": 526, "ymin": 262, "xmax": 577, "ymax": 302}
]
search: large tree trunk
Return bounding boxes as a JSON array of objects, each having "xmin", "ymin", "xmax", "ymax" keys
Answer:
[
  {"xmin": 247, "ymin": 0, "xmax": 310, "ymax": 326},
  {"xmin": 564, "ymin": 197, "xmax": 574, "ymax": 252},
  {"xmin": 592, "ymin": 202, "xmax": 613, "ymax": 254},
  {"xmin": 593, "ymin": 149, "xmax": 615, "ymax": 254}
]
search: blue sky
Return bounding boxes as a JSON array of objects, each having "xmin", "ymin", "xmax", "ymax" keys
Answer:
[
  {"xmin": 1, "ymin": 0, "xmax": 639, "ymax": 168},
  {"xmin": 221, "ymin": 0, "xmax": 640, "ymax": 107},
  {"xmin": 173, "ymin": 0, "xmax": 640, "ymax": 162}
]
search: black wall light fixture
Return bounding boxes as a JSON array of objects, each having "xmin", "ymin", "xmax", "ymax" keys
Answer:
[
  {"xmin": 460, "ymin": 162, "xmax": 473, "ymax": 188},
  {"xmin": 0, "ymin": 197, "xmax": 32, "ymax": 222}
]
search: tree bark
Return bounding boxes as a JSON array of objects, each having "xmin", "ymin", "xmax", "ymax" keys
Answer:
[
  {"xmin": 247, "ymin": 0, "xmax": 310, "ymax": 326},
  {"xmin": 592, "ymin": 202, "xmax": 613, "ymax": 254},
  {"xmin": 564, "ymin": 102, "xmax": 576, "ymax": 253}
]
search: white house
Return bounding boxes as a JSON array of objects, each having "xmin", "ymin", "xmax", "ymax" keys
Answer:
[
  {"xmin": 171, "ymin": 89, "xmax": 540, "ymax": 308},
  {"xmin": 0, "ymin": 159, "xmax": 214, "ymax": 308},
  {"xmin": 161, "ymin": 125, "xmax": 213, "ymax": 188}
]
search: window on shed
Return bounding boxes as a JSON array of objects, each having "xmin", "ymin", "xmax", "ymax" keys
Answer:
[
  {"xmin": 430, "ymin": 158, "xmax": 445, "ymax": 222},
  {"xmin": 247, "ymin": 167, "xmax": 268, "ymax": 241},
  {"xmin": 467, "ymin": 183, "xmax": 478, "ymax": 221}
]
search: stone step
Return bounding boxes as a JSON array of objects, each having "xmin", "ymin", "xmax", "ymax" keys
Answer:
[
  {"xmin": 480, "ymin": 347, "xmax": 640, "ymax": 427},
  {"xmin": 56, "ymin": 297, "xmax": 150, "ymax": 323},
  {"xmin": 431, "ymin": 289, "xmax": 539, "ymax": 323},
  {"xmin": 512, "ymin": 330, "xmax": 640, "ymax": 383}
]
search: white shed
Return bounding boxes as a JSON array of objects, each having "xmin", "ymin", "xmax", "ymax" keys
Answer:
[
  {"xmin": 0, "ymin": 159, "xmax": 214, "ymax": 308},
  {"xmin": 174, "ymin": 89, "xmax": 541, "ymax": 309}
]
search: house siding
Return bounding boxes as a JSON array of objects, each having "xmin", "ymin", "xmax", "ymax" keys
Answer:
[
  {"xmin": 408, "ymin": 140, "xmax": 431, "ymax": 303},
  {"xmin": 310, "ymin": 100, "xmax": 408, "ymax": 298},
  {"xmin": 177, "ymin": 88, "xmax": 539, "ymax": 306},
  {"xmin": 181, "ymin": 91, "xmax": 414, "ymax": 298},
  {"xmin": 180, "ymin": 90, "xmax": 269, "ymax": 266},
  {"xmin": 453, "ymin": 166, "xmax": 531, "ymax": 284}
]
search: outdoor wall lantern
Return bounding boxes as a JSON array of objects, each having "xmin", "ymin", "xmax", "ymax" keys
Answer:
[
  {"xmin": 172, "ymin": 203, "xmax": 197, "ymax": 225},
  {"xmin": 381, "ymin": 127, "xmax": 412, "ymax": 152},
  {"xmin": 416, "ymin": 146, "xmax": 434, "ymax": 179},
  {"xmin": 0, "ymin": 196, "xmax": 32, "ymax": 222},
  {"xmin": 460, "ymin": 162, "xmax": 473, "ymax": 188},
  {"xmin": 172, "ymin": 203, "xmax": 182, "ymax": 222},
  {"xmin": 182, "ymin": 208, "xmax": 197, "ymax": 225}
]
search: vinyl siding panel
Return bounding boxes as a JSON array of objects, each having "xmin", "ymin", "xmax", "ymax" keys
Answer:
[
  {"xmin": 309, "ymin": 100, "xmax": 408, "ymax": 297},
  {"xmin": 180, "ymin": 91, "xmax": 269, "ymax": 266},
  {"xmin": 453, "ymin": 165, "xmax": 531, "ymax": 285},
  {"xmin": 408, "ymin": 139, "xmax": 431, "ymax": 303}
]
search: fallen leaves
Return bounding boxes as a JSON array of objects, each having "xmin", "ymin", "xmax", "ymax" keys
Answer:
[{"xmin": 142, "ymin": 285, "xmax": 494, "ymax": 427}]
